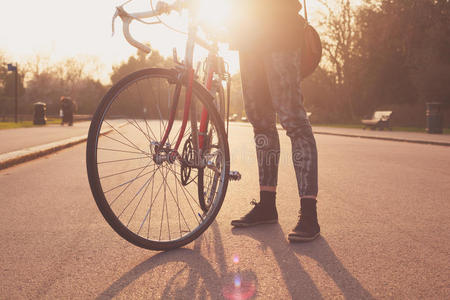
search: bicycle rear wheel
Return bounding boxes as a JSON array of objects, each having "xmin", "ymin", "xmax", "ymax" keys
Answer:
[
  {"xmin": 86, "ymin": 68, "xmax": 229, "ymax": 251},
  {"xmin": 198, "ymin": 81, "xmax": 226, "ymax": 211}
]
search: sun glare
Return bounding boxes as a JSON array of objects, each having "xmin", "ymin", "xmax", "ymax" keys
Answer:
[{"xmin": 195, "ymin": 0, "xmax": 232, "ymax": 28}]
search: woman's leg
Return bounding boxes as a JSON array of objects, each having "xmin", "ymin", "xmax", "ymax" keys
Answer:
[
  {"xmin": 230, "ymin": 51, "xmax": 280, "ymax": 227},
  {"xmin": 263, "ymin": 49, "xmax": 320, "ymax": 241},
  {"xmin": 263, "ymin": 49, "xmax": 318, "ymax": 199},
  {"xmin": 240, "ymin": 51, "xmax": 281, "ymax": 194}
]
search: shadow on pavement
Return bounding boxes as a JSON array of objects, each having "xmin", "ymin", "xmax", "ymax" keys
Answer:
[
  {"xmin": 291, "ymin": 237, "xmax": 375, "ymax": 299},
  {"xmin": 232, "ymin": 224, "xmax": 374, "ymax": 299},
  {"xmin": 232, "ymin": 224, "xmax": 322, "ymax": 299},
  {"xmin": 97, "ymin": 222, "xmax": 257, "ymax": 299}
]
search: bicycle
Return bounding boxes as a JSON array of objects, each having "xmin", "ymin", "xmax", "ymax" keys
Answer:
[{"xmin": 86, "ymin": 0, "xmax": 240, "ymax": 251}]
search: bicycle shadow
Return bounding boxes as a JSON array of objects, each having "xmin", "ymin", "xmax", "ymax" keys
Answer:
[
  {"xmin": 231, "ymin": 224, "xmax": 374, "ymax": 299},
  {"xmin": 96, "ymin": 222, "xmax": 258, "ymax": 299}
]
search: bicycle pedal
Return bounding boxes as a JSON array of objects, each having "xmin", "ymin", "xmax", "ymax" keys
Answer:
[{"xmin": 229, "ymin": 171, "xmax": 241, "ymax": 181}]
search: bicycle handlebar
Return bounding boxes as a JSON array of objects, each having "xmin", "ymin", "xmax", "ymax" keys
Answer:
[{"xmin": 113, "ymin": 1, "xmax": 185, "ymax": 53}]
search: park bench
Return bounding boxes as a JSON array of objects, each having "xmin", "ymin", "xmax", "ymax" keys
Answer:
[{"xmin": 361, "ymin": 111, "xmax": 393, "ymax": 130}]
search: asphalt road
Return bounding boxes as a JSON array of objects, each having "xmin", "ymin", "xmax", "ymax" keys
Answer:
[{"xmin": 1, "ymin": 123, "xmax": 449, "ymax": 299}]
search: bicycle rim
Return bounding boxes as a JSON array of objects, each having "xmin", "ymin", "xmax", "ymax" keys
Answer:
[{"xmin": 86, "ymin": 68, "xmax": 229, "ymax": 250}]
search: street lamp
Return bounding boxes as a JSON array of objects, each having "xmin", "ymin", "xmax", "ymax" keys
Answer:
[{"xmin": 7, "ymin": 63, "xmax": 18, "ymax": 123}]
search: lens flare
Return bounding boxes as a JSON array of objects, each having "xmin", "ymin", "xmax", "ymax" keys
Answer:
[
  {"xmin": 233, "ymin": 254, "xmax": 239, "ymax": 264},
  {"xmin": 195, "ymin": 0, "xmax": 231, "ymax": 28},
  {"xmin": 222, "ymin": 272, "xmax": 256, "ymax": 300},
  {"xmin": 234, "ymin": 274, "xmax": 241, "ymax": 288}
]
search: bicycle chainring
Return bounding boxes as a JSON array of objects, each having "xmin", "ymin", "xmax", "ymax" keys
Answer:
[{"xmin": 180, "ymin": 136, "xmax": 194, "ymax": 186}]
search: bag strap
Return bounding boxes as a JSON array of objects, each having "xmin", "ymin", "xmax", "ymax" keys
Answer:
[{"xmin": 303, "ymin": 0, "xmax": 309, "ymax": 23}]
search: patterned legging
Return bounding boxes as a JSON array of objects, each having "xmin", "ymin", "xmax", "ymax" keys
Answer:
[{"xmin": 240, "ymin": 48, "xmax": 318, "ymax": 197}]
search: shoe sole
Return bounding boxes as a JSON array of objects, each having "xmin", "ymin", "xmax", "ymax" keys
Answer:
[
  {"xmin": 231, "ymin": 219, "xmax": 278, "ymax": 228},
  {"xmin": 288, "ymin": 232, "xmax": 320, "ymax": 242}
]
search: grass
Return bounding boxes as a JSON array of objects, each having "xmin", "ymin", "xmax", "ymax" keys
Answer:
[
  {"xmin": 0, "ymin": 118, "xmax": 61, "ymax": 130},
  {"xmin": 313, "ymin": 123, "xmax": 450, "ymax": 134}
]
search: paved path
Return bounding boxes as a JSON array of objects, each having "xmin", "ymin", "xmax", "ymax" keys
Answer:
[
  {"xmin": 0, "ymin": 120, "xmax": 127, "ymax": 170},
  {"xmin": 312, "ymin": 126, "xmax": 450, "ymax": 146},
  {"xmin": 0, "ymin": 122, "xmax": 92, "ymax": 154},
  {"xmin": 2, "ymin": 122, "xmax": 449, "ymax": 157},
  {"xmin": 1, "ymin": 122, "xmax": 449, "ymax": 167},
  {"xmin": 0, "ymin": 123, "xmax": 448, "ymax": 299}
]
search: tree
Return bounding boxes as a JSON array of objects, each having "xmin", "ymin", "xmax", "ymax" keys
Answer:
[
  {"xmin": 229, "ymin": 73, "xmax": 244, "ymax": 117},
  {"xmin": 354, "ymin": 0, "xmax": 450, "ymax": 125},
  {"xmin": 110, "ymin": 49, "xmax": 172, "ymax": 84},
  {"xmin": 24, "ymin": 55, "xmax": 106, "ymax": 115},
  {"xmin": 317, "ymin": 0, "xmax": 358, "ymax": 120},
  {"xmin": 307, "ymin": 0, "xmax": 450, "ymax": 126},
  {"xmin": 0, "ymin": 53, "xmax": 26, "ymax": 119}
]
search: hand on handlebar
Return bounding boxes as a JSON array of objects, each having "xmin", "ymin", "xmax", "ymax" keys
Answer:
[{"xmin": 155, "ymin": 1, "xmax": 171, "ymax": 14}]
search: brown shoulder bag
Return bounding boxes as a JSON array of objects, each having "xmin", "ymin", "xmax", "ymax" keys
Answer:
[{"xmin": 300, "ymin": 0, "xmax": 322, "ymax": 80}]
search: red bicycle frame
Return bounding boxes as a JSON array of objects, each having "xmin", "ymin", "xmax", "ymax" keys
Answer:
[{"xmin": 157, "ymin": 21, "xmax": 224, "ymax": 161}]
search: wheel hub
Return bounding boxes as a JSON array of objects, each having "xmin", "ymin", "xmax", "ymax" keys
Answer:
[{"xmin": 151, "ymin": 142, "xmax": 176, "ymax": 165}]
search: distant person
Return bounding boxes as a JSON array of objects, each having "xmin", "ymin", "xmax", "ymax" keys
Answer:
[
  {"xmin": 60, "ymin": 96, "xmax": 75, "ymax": 126},
  {"xmin": 228, "ymin": 0, "xmax": 320, "ymax": 242}
]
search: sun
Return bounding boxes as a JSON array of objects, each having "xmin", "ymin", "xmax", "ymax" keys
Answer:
[{"xmin": 147, "ymin": 0, "xmax": 239, "ymax": 72}]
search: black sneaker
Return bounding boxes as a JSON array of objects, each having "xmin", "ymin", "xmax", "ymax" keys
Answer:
[
  {"xmin": 231, "ymin": 200, "xmax": 278, "ymax": 227},
  {"xmin": 288, "ymin": 198, "xmax": 320, "ymax": 242}
]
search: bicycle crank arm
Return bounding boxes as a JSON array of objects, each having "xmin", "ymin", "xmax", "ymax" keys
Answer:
[{"xmin": 205, "ymin": 162, "xmax": 241, "ymax": 181}]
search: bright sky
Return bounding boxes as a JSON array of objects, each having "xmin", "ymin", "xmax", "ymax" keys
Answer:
[{"xmin": 0, "ymin": 0, "xmax": 328, "ymax": 83}]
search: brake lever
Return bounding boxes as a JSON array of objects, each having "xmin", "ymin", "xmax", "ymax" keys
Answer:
[
  {"xmin": 112, "ymin": 6, "xmax": 129, "ymax": 36},
  {"xmin": 112, "ymin": 7, "xmax": 120, "ymax": 36}
]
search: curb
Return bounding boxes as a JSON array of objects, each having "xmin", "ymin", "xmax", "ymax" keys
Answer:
[
  {"xmin": 0, "ymin": 135, "xmax": 88, "ymax": 171},
  {"xmin": 233, "ymin": 122, "xmax": 450, "ymax": 147},
  {"xmin": 0, "ymin": 123, "xmax": 126, "ymax": 171},
  {"xmin": 312, "ymin": 131, "xmax": 450, "ymax": 147}
]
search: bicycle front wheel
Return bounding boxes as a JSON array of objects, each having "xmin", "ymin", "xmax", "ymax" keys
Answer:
[{"xmin": 86, "ymin": 68, "xmax": 230, "ymax": 251}]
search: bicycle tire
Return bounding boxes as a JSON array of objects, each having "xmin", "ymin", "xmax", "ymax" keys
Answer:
[
  {"xmin": 198, "ymin": 81, "xmax": 226, "ymax": 211},
  {"xmin": 86, "ymin": 68, "xmax": 229, "ymax": 251}
]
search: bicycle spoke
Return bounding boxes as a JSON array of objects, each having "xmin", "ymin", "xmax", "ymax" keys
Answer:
[
  {"xmin": 158, "ymin": 78, "xmax": 169, "ymax": 143},
  {"xmin": 104, "ymin": 120, "xmax": 148, "ymax": 155},
  {"xmin": 101, "ymin": 134, "xmax": 149, "ymax": 155},
  {"xmin": 105, "ymin": 161, "xmax": 154, "ymax": 203},
  {"xmin": 173, "ymin": 163, "xmax": 184, "ymax": 237},
  {"xmin": 146, "ymin": 164, "xmax": 157, "ymax": 238},
  {"xmin": 147, "ymin": 78, "xmax": 165, "ymax": 141},
  {"xmin": 118, "ymin": 169, "xmax": 155, "ymax": 220},
  {"xmin": 97, "ymin": 156, "xmax": 150, "ymax": 165},
  {"xmin": 166, "ymin": 164, "xmax": 201, "ymax": 224},
  {"xmin": 164, "ymin": 167, "xmax": 171, "ymax": 240},
  {"xmin": 124, "ymin": 165, "xmax": 159, "ymax": 226},
  {"xmin": 126, "ymin": 118, "xmax": 153, "ymax": 144},
  {"xmin": 158, "ymin": 167, "xmax": 170, "ymax": 241},
  {"xmin": 137, "ymin": 165, "xmax": 167, "ymax": 236},
  {"xmin": 97, "ymin": 147, "xmax": 144, "ymax": 155},
  {"xmin": 100, "ymin": 165, "xmax": 152, "ymax": 180},
  {"xmin": 161, "ymin": 165, "xmax": 192, "ymax": 234},
  {"xmin": 136, "ymin": 80, "xmax": 159, "ymax": 142},
  {"xmin": 182, "ymin": 126, "xmax": 192, "ymax": 141},
  {"xmin": 166, "ymin": 164, "xmax": 203, "ymax": 214},
  {"xmin": 104, "ymin": 167, "xmax": 156, "ymax": 196}
]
